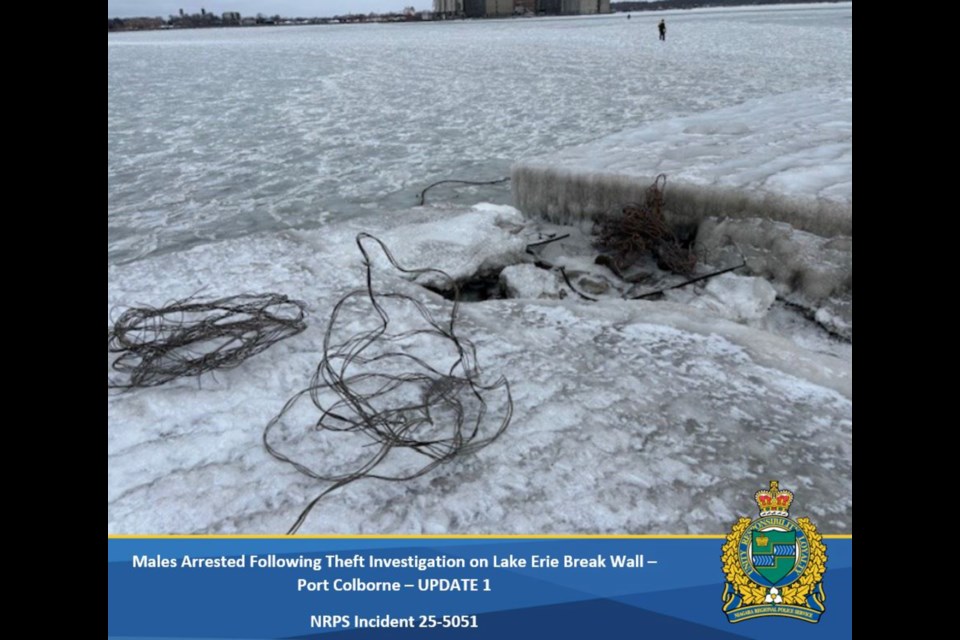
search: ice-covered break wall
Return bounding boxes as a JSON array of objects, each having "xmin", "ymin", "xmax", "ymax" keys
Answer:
[{"xmin": 512, "ymin": 85, "xmax": 852, "ymax": 239}]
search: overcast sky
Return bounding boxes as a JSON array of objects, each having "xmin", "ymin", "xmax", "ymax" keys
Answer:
[{"xmin": 108, "ymin": 1, "xmax": 433, "ymax": 18}]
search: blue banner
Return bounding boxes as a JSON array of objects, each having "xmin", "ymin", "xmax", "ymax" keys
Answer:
[{"xmin": 108, "ymin": 537, "xmax": 851, "ymax": 639}]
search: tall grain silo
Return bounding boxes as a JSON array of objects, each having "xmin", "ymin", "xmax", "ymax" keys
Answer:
[
  {"xmin": 538, "ymin": 0, "xmax": 561, "ymax": 14},
  {"xmin": 433, "ymin": 0, "xmax": 465, "ymax": 17},
  {"xmin": 514, "ymin": 0, "xmax": 536, "ymax": 14},
  {"xmin": 485, "ymin": 0, "xmax": 515, "ymax": 16},
  {"xmin": 558, "ymin": 0, "xmax": 609, "ymax": 14},
  {"xmin": 464, "ymin": 0, "xmax": 484, "ymax": 17}
]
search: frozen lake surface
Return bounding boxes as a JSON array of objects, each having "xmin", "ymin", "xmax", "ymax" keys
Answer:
[{"xmin": 109, "ymin": 3, "xmax": 852, "ymax": 264}]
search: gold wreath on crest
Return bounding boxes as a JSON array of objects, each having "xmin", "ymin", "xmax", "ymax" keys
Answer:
[{"xmin": 722, "ymin": 517, "xmax": 827, "ymax": 609}]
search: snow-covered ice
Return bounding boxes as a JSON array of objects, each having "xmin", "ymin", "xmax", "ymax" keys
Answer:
[
  {"xmin": 109, "ymin": 205, "xmax": 851, "ymax": 535},
  {"xmin": 513, "ymin": 84, "xmax": 852, "ymax": 238},
  {"xmin": 688, "ymin": 273, "xmax": 778, "ymax": 322},
  {"xmin": 499, "ymin": 264, "xmax": 564, "ymax": 300},
  {"xmin": 373, "ymin": 203, "xmax": 529, "ymax": 289},
  {"xmin": 109, "ymin": 3, "xmax": 852, "ymax": 264},
  {"xmin": 696, "ymin": 215, "xmax": 852, "ymax": 338}
]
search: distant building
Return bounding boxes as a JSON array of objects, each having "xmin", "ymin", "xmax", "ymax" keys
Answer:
[
  {"xmin": 488, "ymin": 0, "xmax": 515, "ymax": 16},
  {"xmin": 108, "ymin": 16, "xmax": 166, "ymax": 31},
  {"xmin": 464, "ymin": 0, "xmax": 514, "ymax": 17},
  {"xmin": 454, "ymin": 0, "xmax": 609, "ymax": 17},
  {"xmin": 543, "ymin": 0, "xmax": 611, "ymax": 14},
  {"xmin": 463, "ymin": 0, "xmax": 481, "ymax": 16},
  {"xmin": 434, "ymin": 0, "xmax": 464, "ymax": 17},
  {"xmin": 535, "ymin": 0, "xmax": 610, "ymax": 14},
  {"xmin": 222, "ymin": 11, "xmax": 241, "ymax": 25},
  {"xmin": 514, "ymin": 0, "xmax": 536, "ymax": 14},
  {"xmin": 561, "ymin": 0, "xmax": 609, "ymax": 14},
  {"xmin": 538, "ymin": 0, "xmax": 561, "ymax": 13}
]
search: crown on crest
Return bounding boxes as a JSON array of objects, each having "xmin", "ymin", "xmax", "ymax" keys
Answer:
[{"xmin": 754, "ymin": 480, "xmax": 793, "ymax": 517}]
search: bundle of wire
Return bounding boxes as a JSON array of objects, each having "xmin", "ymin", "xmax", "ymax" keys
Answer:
[
  {"xmin": 108, "ymin": 293, "xmax": 308, "ymax": 389},
  {"xmin": 594, "ymin": 174, "xmax": 698, "ymax": 276},
  {"xmin": 264, "ymin": 233, "xmax": 513, "ymax": 534}
]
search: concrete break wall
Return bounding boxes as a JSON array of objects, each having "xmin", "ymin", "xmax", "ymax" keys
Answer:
[{"xmin": 510, "ymin": 86, "xmax": 852, "ymax": 239}]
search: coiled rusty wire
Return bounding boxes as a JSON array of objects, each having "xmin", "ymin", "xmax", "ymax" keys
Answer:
[
  {"xmin": 108, "ymin": 293, "xmax": 307, "ymax": 389},
  {"xmin": 594, "ymin": 174, "xmax": 697, "ymax": 276}
]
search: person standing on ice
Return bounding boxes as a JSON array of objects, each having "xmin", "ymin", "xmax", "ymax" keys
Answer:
[{"xmin": 658, "ymin": 19, "xmax": 666, "ymax": 41}]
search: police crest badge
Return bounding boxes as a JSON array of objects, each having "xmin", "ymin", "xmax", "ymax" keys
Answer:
[{"xmin": 721, "ymin": 481, "xmax": 827, "ymax": 623}]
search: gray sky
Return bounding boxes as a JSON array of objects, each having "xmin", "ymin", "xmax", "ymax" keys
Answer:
[{"xmin": 108, "ymin": 1, "xmax": 432, "ymax": 18}]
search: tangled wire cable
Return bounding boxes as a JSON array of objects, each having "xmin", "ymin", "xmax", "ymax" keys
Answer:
[
  {"xmin": 108, "ymin": 293, "xmax": 308, "ymax": 389},
  {"xmin": 594, "ymin": 174, "xmax": 698, "ymax": 276},
  {"xmin": 264, "ymin": 233, "xmax": 513, "ymax": 534},
  {"xmin": 417, "ymin": 177, "xmax": 511, "ymax": 206}
]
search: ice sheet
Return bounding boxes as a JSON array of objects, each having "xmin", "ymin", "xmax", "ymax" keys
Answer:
[
  {"xmin": 109, "ymin": 205, "xmax": 851, "ymax": 535},
  {"xmin": 512, "ymin": 84, "xmax": 852, "ymax": 238}
]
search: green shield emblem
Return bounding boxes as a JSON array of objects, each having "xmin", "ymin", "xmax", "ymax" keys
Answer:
[{"xmin": 751, "ymin": 531, "xmax": 797, "ymax": 585}]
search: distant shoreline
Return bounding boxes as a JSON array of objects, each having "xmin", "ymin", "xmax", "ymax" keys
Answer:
[{"xmin": 108, "ymin": 0, "xmax": 849, "ymax": 32}]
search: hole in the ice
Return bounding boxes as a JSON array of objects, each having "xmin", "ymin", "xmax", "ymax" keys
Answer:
[{"xmin": 423, "ymin": 272, "xmax": 505, "ymax": 302}]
